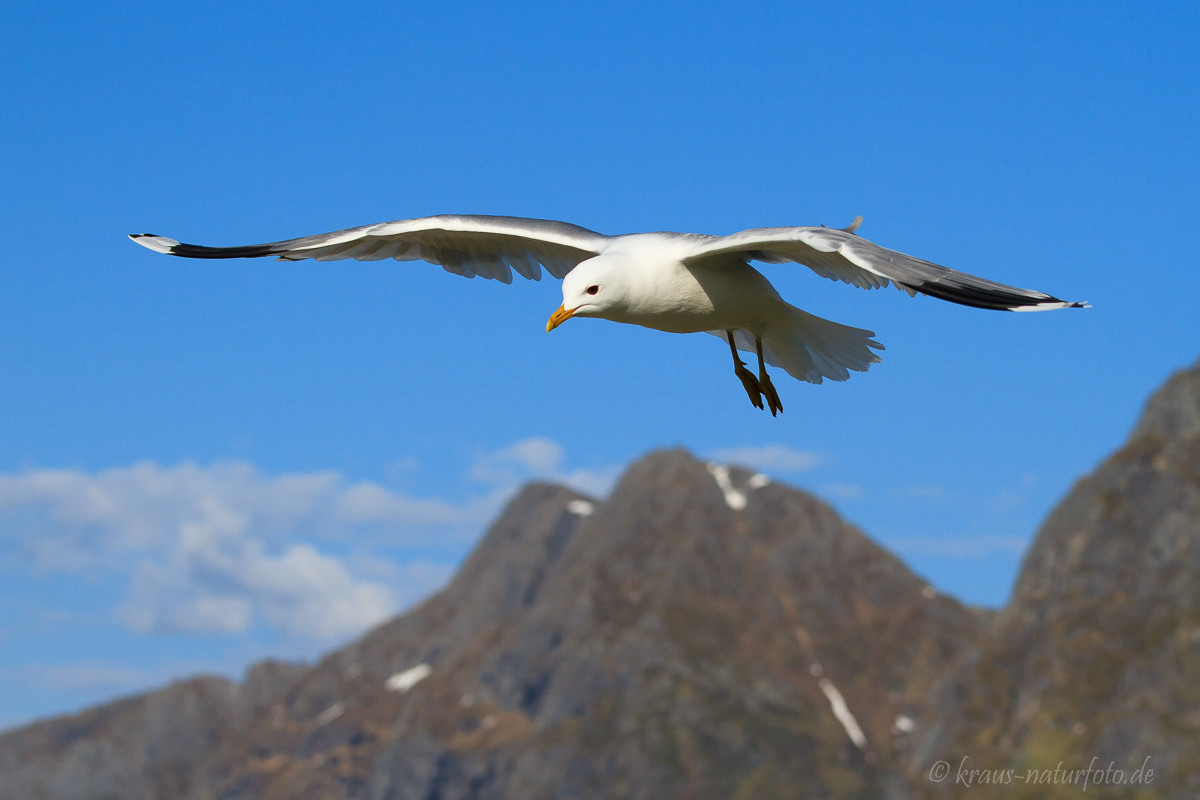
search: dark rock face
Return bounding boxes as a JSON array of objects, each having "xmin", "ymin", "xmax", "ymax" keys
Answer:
[
  {"xmin": 0, "ymin": 676, "xmax": 238, "ymax": 800},
  {"xmin": 1131, "ymin": 355, "xmax": 1200, "ymax": 441},
  {"xmin": 0, "ymin": 453, "xmax": 982, "ymax": 800},
  {"xmin": 5, "ymin": 355, "xmax": 1200, "ymax": 799},
  {"xmin": 904, "ymin": 357, "xmax": 1200, "ymax": 800},
  {"xmin": 351, "ymin": 453, "xmax": 981, "ymax": 800}
]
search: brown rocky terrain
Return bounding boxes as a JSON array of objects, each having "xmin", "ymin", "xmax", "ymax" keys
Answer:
[
  {"xmin": 903, "ymin": 357, "xmax": 1200, "ymax": 800},
  {"xmin": 4, "ymin": 357, "xmax": 1200, "ymax": 799}
]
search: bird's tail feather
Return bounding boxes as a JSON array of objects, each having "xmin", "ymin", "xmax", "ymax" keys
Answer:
[{"xmin": 753, "ymin": 306, "xmax": 884, "ymax": 384}]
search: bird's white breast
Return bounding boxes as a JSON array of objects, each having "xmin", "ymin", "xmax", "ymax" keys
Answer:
[{"xmin": 601, "ymin": 234, "xmax": 785, "ymax": 335}]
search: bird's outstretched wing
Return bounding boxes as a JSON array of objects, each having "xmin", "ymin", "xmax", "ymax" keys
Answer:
[
  {"xmin": 129, "ymin": 214, "xmax": 612, "ymax": 284},
  {"xmin": 684, "ymin": 217, "xmax": 1087, "ymax": 311}
]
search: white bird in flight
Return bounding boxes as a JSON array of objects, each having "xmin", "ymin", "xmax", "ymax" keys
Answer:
[{"xmin": 130, "ymin": 214, "xmax": 1085, "ymax": 415}]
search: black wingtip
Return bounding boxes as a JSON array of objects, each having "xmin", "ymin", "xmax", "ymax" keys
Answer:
[
  {"xmin": 907, "ymin": 280, "xmax": 1085, "ymax": 312},
  {"xmin": 127, "ymin": 232, "xmax": 281, "ymax": 259}
]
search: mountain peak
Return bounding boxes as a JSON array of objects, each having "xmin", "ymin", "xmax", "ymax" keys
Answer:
[
  {"xmin": 908, "ymin": 355, "xmax": 1200, "ymax": 799},
  {"xmin": 1131, "ymin": 355, "xmax": 1200, "ymax": 441},
  {"xmin": 0, "ymin": 444, "xmax": 987, "ymax": 800}
]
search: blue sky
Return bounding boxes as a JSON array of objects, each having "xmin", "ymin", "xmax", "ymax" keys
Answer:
[{"xmin": 2, "ymin": 0, "xmax": 1198, "ymax": 730}]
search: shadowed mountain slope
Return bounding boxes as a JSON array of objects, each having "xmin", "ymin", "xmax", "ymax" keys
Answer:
[
  {"xmin": 1, "ymin": 452, "xmax": 984, "ymax": 800},
  {"xmin": 904, "ymin": 356, "xmax": 1200, "ymax": 800},
  {"xmin": 7, "ymin": 357, "xmax": 1200, "ymax": 799}
]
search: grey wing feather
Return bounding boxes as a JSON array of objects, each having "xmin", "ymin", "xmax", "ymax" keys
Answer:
[
  {"xmin": 685, "ymin": 223, "xmax": 1087, "ymax": 311},
  {"xmin": 128, "ymin": 214, "xmax": 612, "ymax": 283}
]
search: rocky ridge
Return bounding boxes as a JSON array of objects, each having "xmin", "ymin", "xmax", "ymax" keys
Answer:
[
  {"xmin": 4, "ymin": 357, "xmax": 1200, "ymax": 799},
  {"xmin": 1, "ymin": 453, "xmax": 983, "ymax": 800},
  {"xmin": 904, "ymin": 356, "xmax": 1200, "ymax": 800}
]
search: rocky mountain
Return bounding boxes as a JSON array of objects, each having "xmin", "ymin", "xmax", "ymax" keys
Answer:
[
  {"xmin": 0, "ymin": 452, "xmax": 984, "ymax": 799},
  {"xmin": 0, "ymin": 676, "xmax": 238, "ymax": 800},
  {"xmin": 903, "ymin": 356, "xmax": 1200, "ymax": 800},
  {"xmin": 3, "ymin": 356, "xmax": 1200, "ymax": 799}
]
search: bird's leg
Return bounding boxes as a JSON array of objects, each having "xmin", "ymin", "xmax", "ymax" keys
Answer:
[
  {"xmin": 756, "ymin": 336, "xmax": 783, "ymax": 416},
  {"xmin": 727, "ymin": 330, "xmax": 764, "ymax": 411}
]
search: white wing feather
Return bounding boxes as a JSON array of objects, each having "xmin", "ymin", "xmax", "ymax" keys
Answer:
[
  {"xmin": 684, "ymin": 221, "xmax": 1086, "ymax": 311},
  {"xmin": 130, "ymin": 213, "xmax": 1086, "ymax": 310},
  {"xmin": 129, "ymin": 214, "xmax": 612, "ymax": 284}
]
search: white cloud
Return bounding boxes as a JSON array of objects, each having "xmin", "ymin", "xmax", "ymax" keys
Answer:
[
  {"xmin": 469, "ymin": 437, "xmax": 619, "ymax": 498},
  {"xmin": 110, "ymin": 494, "xmax": 399, "ymax": 640},
  {"xmin": 119, "ymin": 538, "xmax": 397, "ymax": 640},
  {"xmin": 820, "ymin": 482, "xmax": 866, "ymax": 500},
  {"xmin": 334, "ymin": 481, "xmax": 468, "ymax": 526},
  {"xmin": 708, "ymin": 444, "xmax": 822, "ymax": 474},
  {"xmin": 0, "ymin": 440, "xmax": 618, "ymax": 644},
  {"xmin": 0, "ymin": 461, "xmax": 491, "ymax": 574},
  {"xmin": 890, "ymin": 534, "xmax": 1029, "ymax": 557},
  {"xmin": 0, "ymin": 461, "xmax": 490, "ymax": 642},
  {"xmin": 469, "ymin": 437, "xmax": 565, "ymax": 485}
]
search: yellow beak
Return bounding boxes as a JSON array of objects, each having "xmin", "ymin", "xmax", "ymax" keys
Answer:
[{"xmin": 546, "ymin": 304, "xmax": 577, "ymax": 332}]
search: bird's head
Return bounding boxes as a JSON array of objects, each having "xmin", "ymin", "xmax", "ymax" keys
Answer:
[{"xmin": 546, "ymin": 256, "xmax": 625, "ymax": 331}]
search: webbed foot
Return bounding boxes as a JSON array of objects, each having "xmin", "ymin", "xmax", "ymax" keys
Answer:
[
  {"xmin": 759, "ymin": 370, "xmax": 783, "ymax": 416},
  {"xmin": 734, "ymin": 363, "xmax": 765, "ymax": 410}
]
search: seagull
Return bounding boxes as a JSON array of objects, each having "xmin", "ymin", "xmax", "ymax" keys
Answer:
[{"xmin": 129, "ymin": 214, "xmax": 1086, "ymax": 415}]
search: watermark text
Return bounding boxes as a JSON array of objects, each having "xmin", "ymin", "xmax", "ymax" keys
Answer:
[{"xmin": 928, "ymin": 755, "xmax": 1155, "ymax": 791}]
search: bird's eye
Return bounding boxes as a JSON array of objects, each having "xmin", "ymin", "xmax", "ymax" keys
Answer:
[{"xmin": 586, "ymin": 285, "xmax": 599, "ymax": 295}]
